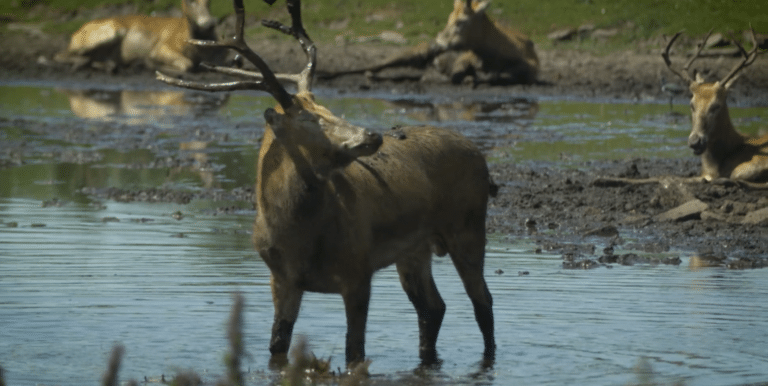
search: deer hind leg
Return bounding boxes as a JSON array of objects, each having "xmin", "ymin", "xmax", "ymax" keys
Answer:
[
  {"xmin": 268, "ymin": 274, "xmax": 303, "ymax": 358},
  {"xmin": 151, "ymin": 44, "xmax": 194, "ymax": 74},
  {"xmin": 341, "ymin": 275, "xmax": 372, "ymax": 366},
  {"xmin": 396, "ymin": 248, "xmax": 446, "ymax": 365},
  {"xmin": 731, "ymin": 156, "xmax": 768, "ymax": 182},
  {"xmin": 448, "ymin": 232, "xmax": 495, "ymax": 361}
]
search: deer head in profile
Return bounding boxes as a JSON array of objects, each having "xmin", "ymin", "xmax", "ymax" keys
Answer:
[
  {"xmin": 662, "ymin": 27, "xmax": 768, "ymax": 182},
  {"xmin": 158, "ymin": 0, "xmax": 496, "ymax": 367}
]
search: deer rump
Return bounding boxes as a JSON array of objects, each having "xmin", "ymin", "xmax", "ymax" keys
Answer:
[{"xmin": 255, "ymin": 125, "xmax": 494, "ymax": 289}]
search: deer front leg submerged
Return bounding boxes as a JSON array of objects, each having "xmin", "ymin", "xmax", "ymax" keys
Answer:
[
  {"xmin": 342, "ymin": 275, "xmax": 372, "ymax": 365},
  {"xmin": 268, "ymin": 272, "xmax": 303, "ymax": 358}
]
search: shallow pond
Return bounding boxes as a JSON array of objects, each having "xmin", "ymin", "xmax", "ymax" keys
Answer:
[{"xmin": 2, "ymin": 83, "xmax": 768, "ymax": 385}]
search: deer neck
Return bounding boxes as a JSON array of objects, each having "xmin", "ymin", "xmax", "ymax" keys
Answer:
[
  {"xmin": 707, "ymin": 104, "xmax": 746, "ymax": 161},
  {"xmin": 256, "ymin": 125, "xmax": 327, "ymax": 220}
]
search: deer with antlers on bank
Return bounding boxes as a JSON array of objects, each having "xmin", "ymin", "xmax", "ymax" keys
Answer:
[
  {"xmin": 158, "ymin": 0, "xmax": 496, "ymax": 366},
  {"xmin": 322, "ymin": 0, "xmax": 539, "ymax": 85},
  {"xmin": 663, "ymin": 28, "xmax": 768, "ymax": 182},
  {"xmin": 55, "ymin": 0, "xmax": 221, "ymax": 73}
]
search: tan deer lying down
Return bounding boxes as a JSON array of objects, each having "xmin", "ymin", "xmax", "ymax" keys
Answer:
[
  {"xmin": 158, "ymin": 0, "xmax": 496, "ymax": 366},
  {"xmin": 663, "ymin": 28, "xmax": 768, "ymax": 182},
  {"xmin": 322, "ymin": 0, "xmax": 539, "ymax": 85},
  {"xmin": 55, "ymin": 0, "xmax": 219, "ymax": 73}
]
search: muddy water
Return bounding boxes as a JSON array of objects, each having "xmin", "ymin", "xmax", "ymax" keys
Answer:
[{"xmin": 2, "ymin": 84, "xmax": 768, "ymax": 385}]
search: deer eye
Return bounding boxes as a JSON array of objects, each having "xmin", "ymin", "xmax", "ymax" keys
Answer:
[
  {"xmin": 708, "ymin": 103, "xmax": 721, "ymax": 114},
  {"xmin": 689, "ymin": 103, "xmax": 695, "ymax": 112}
]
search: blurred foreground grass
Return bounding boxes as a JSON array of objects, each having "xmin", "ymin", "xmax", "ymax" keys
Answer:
[{"xmin": 1, "ymin": 0, "xmax": 766, "ymax": 51}]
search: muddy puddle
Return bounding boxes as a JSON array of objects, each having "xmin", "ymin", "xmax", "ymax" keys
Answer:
[{"xmin": 2, "ymin": 83, "xmax": 768, "ymax": 385}]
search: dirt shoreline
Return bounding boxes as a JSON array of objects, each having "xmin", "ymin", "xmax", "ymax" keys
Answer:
[{"xmin": 2, "ymin": 28, "xmax": 767, "ymax": 265}]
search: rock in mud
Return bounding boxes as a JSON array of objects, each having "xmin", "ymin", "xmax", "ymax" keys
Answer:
[
  {"xmin": 742, "ymin": 207, "xmax": 768, "ymax": 225},
  {"xmin": 655, "ymin": 199, "xmax": 708, "ymax": 222},
  {"xmin": 582, "ymin": 225, "xmax": 619, "ymax": 237}
]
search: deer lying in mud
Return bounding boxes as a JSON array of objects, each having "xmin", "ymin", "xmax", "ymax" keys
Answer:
[
  {"xmin": 157, "ymin": 0, "xmax": 496, "ymax": 366},
  {"xmin": 322, "ymin": 0, "xmax": 539, "ymax": 85},
  {"xmin": 55, "ymin": 0, "xmax": 220, "ymax": 73},
  {"xmin": 663, "ymin": 28, "xmax": 768, "ymax": 183},
  {"xmin": 594, "ymin": 28, "xmax": 768, "ymax": 189}
]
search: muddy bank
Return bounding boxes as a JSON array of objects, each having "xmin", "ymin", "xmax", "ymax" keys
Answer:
[
  {"xmin": 1, "ymin": 26, "xmax": 767, "ymax": 267},
  {"xmin": 3, "ymin": 24, "xmax": 768, "ymax": 105},
  {"xmin": 488, "ymin": 158, "xmax": 768, "ymax": 264}
]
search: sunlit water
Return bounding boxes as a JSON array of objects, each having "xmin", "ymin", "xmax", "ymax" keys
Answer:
[{"xmin": 2, "ymin": 84, "xmax": 768, "ymax": 385}]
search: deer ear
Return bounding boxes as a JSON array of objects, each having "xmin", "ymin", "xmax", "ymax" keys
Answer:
[
  {"xmin": 474, "ymin": 0, "xmax": 491, "ymax": 13},
  {"xmin": 693, "ymin": 70, "xmax": 706, "ymax": 84}
]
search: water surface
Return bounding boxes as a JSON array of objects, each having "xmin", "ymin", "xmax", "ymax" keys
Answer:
[{"xmin": 2, "ymin": 84, "xmax": 768, "ymax": 385}]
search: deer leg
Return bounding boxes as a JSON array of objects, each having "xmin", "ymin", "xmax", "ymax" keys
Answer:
[
  {"xmin": 449, "ymin": 237, "xmax": 495, "ymax": 361},
  {"xmin": 396, "ymin": 254, "xmax": 446, "ymax": 365},
  {"xmin": 450, "ymin": 51, "xmax": 482, "ymax": 85},
  {"xmin": 269, "ymin": 274, "xmax": 303, "ymax": 357},
  {"xmin": 151, "ymin": 44, "xmax": 194, "ymax": 74},
  {"xmin": 341, "ymin": 277, "xmax": 372, "ymax": 366}
]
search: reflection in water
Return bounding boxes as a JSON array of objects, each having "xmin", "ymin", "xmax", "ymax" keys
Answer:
[
  {"xmin": 60, "ymin": 88, "xmax": 228, "ymax": 125},
  {"xmin": 389, "ymin": 98, "xmax": 538, "ymax": 124},
  {"xmin": 53, "ymin": 89, "xmax": 232, "ymax": 190},
  {"xmin": 178, "ymin": 140, "xmax": 215, "ymax": 189},
  {"xmin": 688, "ymin": 254, "xmax": 727, "ymax": 270}
]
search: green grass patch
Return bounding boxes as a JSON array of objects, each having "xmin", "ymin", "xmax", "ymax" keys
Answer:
[{"xmin": 2, "ymin": 0, "xmax": 766, "ymax": 50}]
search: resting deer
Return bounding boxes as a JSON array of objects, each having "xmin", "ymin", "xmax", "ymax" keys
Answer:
[
  {"xmin": 157, "ymin": 0, "xmax": 496, "ymax": 366},
  {"xmin": 322, "ymin": 0, "xmax": 539, "ymax": 85},
  {"xmin": 663, "ymin": 28, "xmax": 768, "ymax": 182},
  {"xmin": 55, "ymin": 0, "xmax": 220, "ymax": 73}
]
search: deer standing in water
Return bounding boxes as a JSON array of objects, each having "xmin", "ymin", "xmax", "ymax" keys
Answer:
[
  {"xmin": 55, "ymin": 0, "xmax": 220, "ymax": 73},
  {"xmin": 663, "ymin": 28, "xmax": 768, "ymax": 182},
  {"xmin": 158, "ymin": 0, "xmax": 496, "ymax": 366}
]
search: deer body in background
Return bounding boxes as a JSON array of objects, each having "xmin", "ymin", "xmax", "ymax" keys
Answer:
[
  {"xmin": 55, "ymin": 0, "xmax": 219, "ymax": 73},
  {"xmin": 322, "ymin": 0, "xmax": 539, "ymax": 85},
  {"xmin": 434, "ymin": 0, "xmax": 539, "ymax": 84},
  {"xmin": 158, "ymin": 0, "xmax": 496, "ymax": 366},
  {"xmin": 663, "ymin": 28, "xmax": 768, "ymax": 182}
]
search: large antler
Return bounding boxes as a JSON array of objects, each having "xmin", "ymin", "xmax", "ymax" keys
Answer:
[
  {"xmin": 721, "ymin": 26, "xmax": 761, "ymax": 86},
  {"xmin": 661, "ymin": 29, "xmax": 713, "ymax": 84},
  {"xmin": 156, "ymin": 0, "xmax": 316, "ymax": 110}
]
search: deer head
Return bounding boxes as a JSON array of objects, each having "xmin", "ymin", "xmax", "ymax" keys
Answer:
[
  {"xmin": 158, "ymin": 0, "xmax": 382, "ymax": 181},
  {"xmin": 182, "ymin": 0, "xmax": 216, "ymax": 36},
  {"xmin": 662, "ymin": 27, "xmax": 761, "ymax": 156},
  {"xmin": 435, "ymin": 0, "xmax": 491, "ymax": 49}
]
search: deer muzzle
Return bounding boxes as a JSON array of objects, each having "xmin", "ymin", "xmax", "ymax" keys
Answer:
[{"xmin": 688, "ymin": 133, "xmax": 707, "ymax": 156}]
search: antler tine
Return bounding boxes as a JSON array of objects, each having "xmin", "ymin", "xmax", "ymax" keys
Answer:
[
  {"xmin": 682, "ymin": 28, "xmax": 713, "ymax": 76},
  {"xmin": 662, "ymin": 31, "xmax": 694, "ymax": 84},
  {"xmin": 156, "ymin": 0, "xmax": 294, "ymax": 110},
  {"xmin": 721, "ymin": 25, "xmax": 761, "ymax": 86},
  {"xmin": 261, "ymin": 0, "xmax": 316, "ymax": 94}
]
